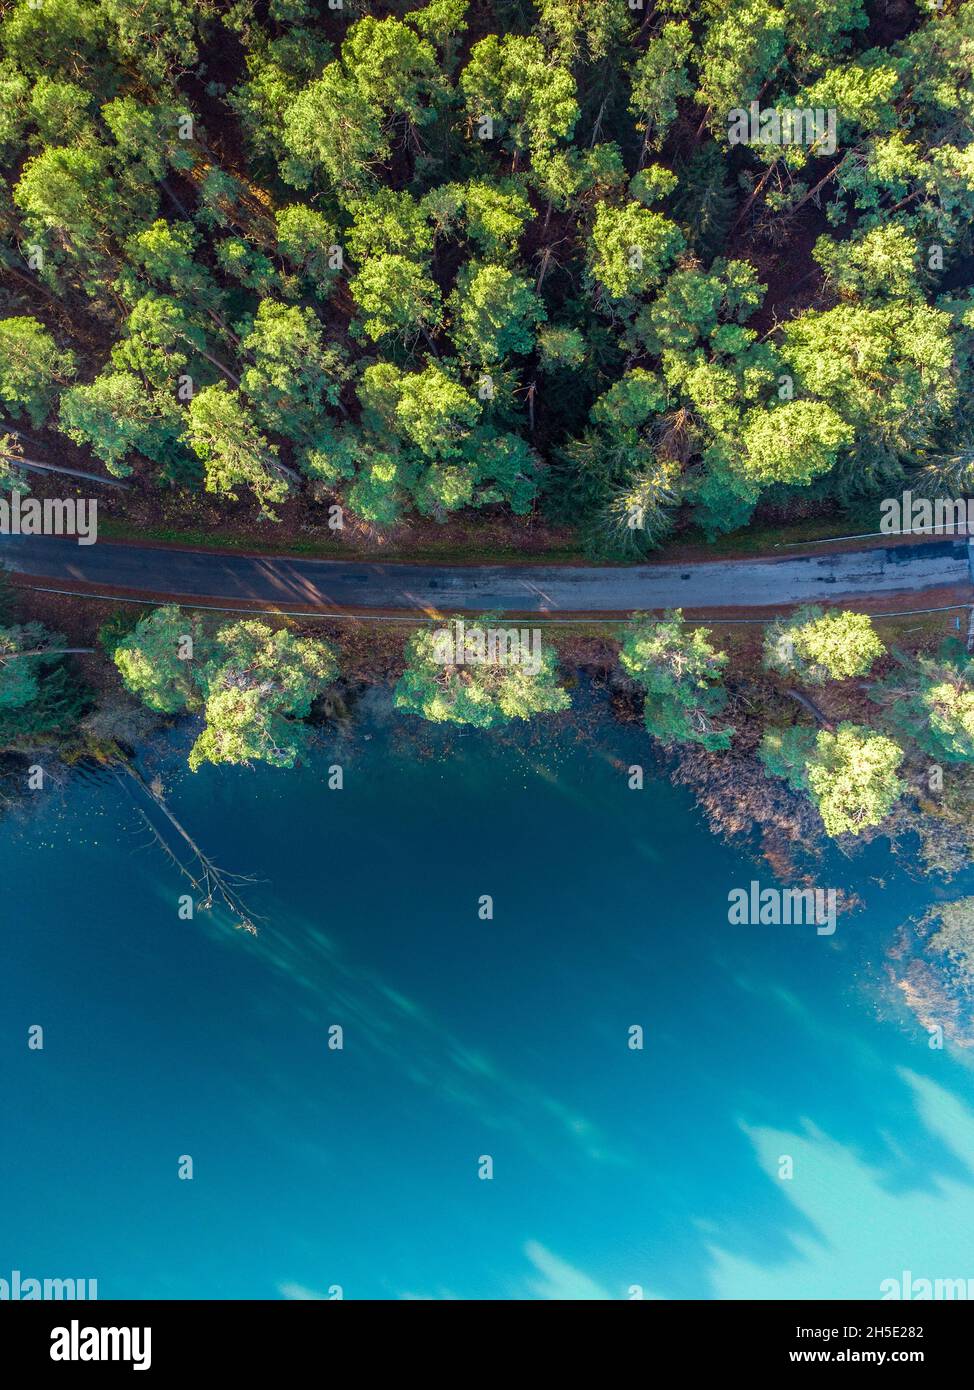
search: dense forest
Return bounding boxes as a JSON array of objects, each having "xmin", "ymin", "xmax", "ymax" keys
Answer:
[
  {"xmin": 2, "ymin": 0, "xmax": 974, "ymax": 822},
  {"xmin": 0, "ymin": 0, "xmax": 971, "ymax": 552},
  {"xmin": 1, "ymin": 0, "xmax": 974, "ymax": 1025}
]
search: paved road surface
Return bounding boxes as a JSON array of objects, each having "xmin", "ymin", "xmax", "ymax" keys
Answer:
[{"xmin": 1, "ymin": 534, "xmax": 971, "ymax": 614}]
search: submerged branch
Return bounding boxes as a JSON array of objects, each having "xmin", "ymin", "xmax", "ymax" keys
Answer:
[{"xmin": 114, "ymin": 762, "xmax": 261, "ymax": 934}]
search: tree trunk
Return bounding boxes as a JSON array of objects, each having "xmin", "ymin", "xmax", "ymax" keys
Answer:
[
  {"xmin": 196, "ymin": 346, "xmax": 242, "ymax": 388},
  {"xmin": 419, "ymin": 325, "xmax": 441, "ymax": 358},
  {"xmin": 0, "ymin": 648, "xmax": 95, "ymax": 659},
  {"xmin": 639, "ymin": 127, "xmax": 651, "ymax": 170},
  {"xmin": 786, "ymin": 687, "xmax": 834, "ymax": 731},
  {"xmin": 590, "ymin": 99, "xmax": 607, "ymax": 148},
  {"xmin": 786, "ymin": 155, "xmax": 849, "ymax": 217},
  {"xmin": 116, "ymin": 762, "xmax": 259, "ymax": 934},
  {"xmin": 732, "ymin": 160, "xmax": 780, "ymax": 230},
  {"xmin": 207, "ymin": 308, "xmax": 242, "ymax": 347},
  {"xmin": 1, "ymin": 452, "xmax": 132, "ymax": 489},
  {"xmin": 160, "ymin": 179, "xmax": 193, "ymax": 221},
  {"xmin": 271, "ymin": 456, "xmax": 302, "ymax": 484}
]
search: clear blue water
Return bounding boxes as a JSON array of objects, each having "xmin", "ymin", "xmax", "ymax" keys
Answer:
[{"xmin": 2, "ymin": 690, "xmax": 974, "ymax": 1300}]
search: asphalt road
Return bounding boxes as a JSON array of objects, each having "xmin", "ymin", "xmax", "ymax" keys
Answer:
[{"xmin": 1, "ymin": 534, "xmax": 971, "ymax": 614}]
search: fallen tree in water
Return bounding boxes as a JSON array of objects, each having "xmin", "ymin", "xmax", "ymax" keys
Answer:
[{"xmin": 113, "ymin": 758, "xmax": 260, "ymax": 935}]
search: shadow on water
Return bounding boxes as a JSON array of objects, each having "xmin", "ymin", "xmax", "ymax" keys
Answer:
[{"xmin": 3, "ymin": 682, "xmax": 974, "ymax": 1298}]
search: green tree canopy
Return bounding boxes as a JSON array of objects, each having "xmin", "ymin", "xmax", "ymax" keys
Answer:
[
  {"xmin": 394, "ymin": 617, "xmax": 569, "ymax": 728},
  {"xmin": 275, "ymin": 205, "xmax": 342, "ymax": 300},
  {"xmin": 447, "ymin": 261, "xmax": 546, "ymax": 365},
  {"xmin": 237, "ymin": 300, "xmax": 349, "ymax": 444},
  {"xmin": 14, "ymin": 143, "xmax": 119, "ymax": 282},
  {"xmin": 59, "ymin": 370, "xmax": 186, "ymax": 479},
  {"xmin": 112, "ymin": 606, "xmax": 208, "ymax": 714},
  {"xmin": 349, "ymin": 253, "xmax": 442, "ymax": 346},
  {"xmin": 588, "ymin": 201, "xmax": 685, "ymax": 300},
  {"xmin": 780, "ymin": 302, "xmax": 957, "ymax": 473},
  {"xmin": 111, "ymin": 607, "xmax": 337, "ymax": 770},
  {"xmin": 0, "ymin": 621, "xmax": 60, "ymax": 711},
  {"xmin": 620, "ymin": 610, "xmax": 733, "ymax": 750},
  {"xmin": 0, "ymin": 317, "xmax": 76, "ymax": 427},
  {"xmin": 759, "ymin": 721, "xmax": 905, "ymax": 837},
  {"xmin": 629, "ymin": 22, "xmax": 694, "ymax": 157},
  {"xmin": 0, "ymin": 620, "xmax": 87, "ymax": 747},
  {"xmin": 282, "ymin": 63, "xmax": 387, "ymax": 191},
  {"xmin": 812, "ymin": 224, "xmax": 922, "ymax": 304},
  {"xmin": 184, "ymin": 385, "xmax": 295, "ymax": 517},
  {"xmin": 764, "ymin": 606, "xmax": 885, "ymax": 685},
  {"xmin": 739, "ymin": 400, "xmax": 854, "ymax": 486},
  {"xmin": 459, "ymin": 34, "xmax": 578, "ymax": 162},
  {"xmin": 871, "ymin": 650, "xmax": 974, "ymax": 764},
  {"xmin": 457, "ymin": 180, "xmax": 532, "ymax": 263},
  {"xmin": 189, "ymin": 619, "xmax": 337, "ymax": 771},
  {"xmin": 101, "ymin": 0, "xmax": 215, "ymax": 87}
]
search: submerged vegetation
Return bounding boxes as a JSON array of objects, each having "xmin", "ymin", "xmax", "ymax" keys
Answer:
[
  {"xmin": 1, "ymin": 2, "xmax": 973, "ymax": 1037},
  {"xmin": 3, "ymin": 580, "xmax": 973, "ymax": 859},
  {"xmin": 4, "ymin": 573, "xmax": 974, "ymax": 1029},
  {"xmin": 2, "ymin": 0, "xmax": 972, "ymax": 857}
]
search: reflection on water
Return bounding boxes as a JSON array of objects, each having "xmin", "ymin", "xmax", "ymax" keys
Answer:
[{"xmin": 1, "ymin": 690, "xmax": 972, "ymax": 1299}]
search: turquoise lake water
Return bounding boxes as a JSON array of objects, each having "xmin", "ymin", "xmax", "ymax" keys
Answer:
[{"xmin": 2, "ymin": 689, "xmax": 974, "ymax": 1300}]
